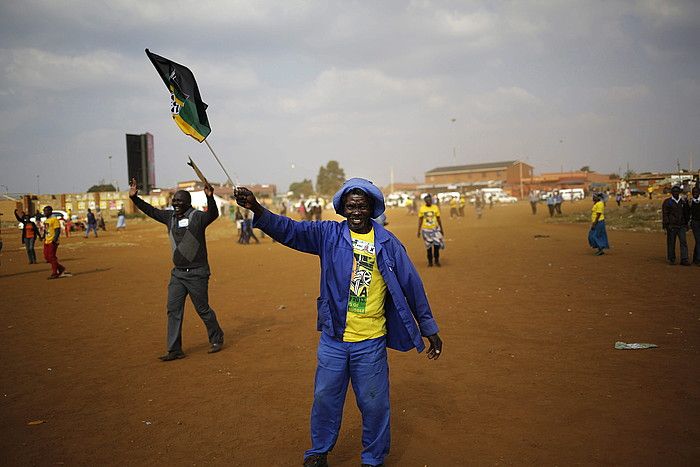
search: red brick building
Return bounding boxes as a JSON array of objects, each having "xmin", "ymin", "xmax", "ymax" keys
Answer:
[{"xmin": 423, "ymin": 160, "xmax": 534, "ymax": 197}]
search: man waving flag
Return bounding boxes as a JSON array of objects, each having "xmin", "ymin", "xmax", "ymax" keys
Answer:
[{"xmin": 145, "ymin": 49, "xmax": 211, "ymax": 142}]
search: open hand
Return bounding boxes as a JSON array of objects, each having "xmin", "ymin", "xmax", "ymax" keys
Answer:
[{"xmin": 128, "ymin": 178, "xmax": 138, "ymax": 197}]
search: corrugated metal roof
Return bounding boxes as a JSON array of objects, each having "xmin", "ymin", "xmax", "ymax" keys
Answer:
[{"xmin": 426, "ymin": 160, "xmax": 518, "ymax": 174}]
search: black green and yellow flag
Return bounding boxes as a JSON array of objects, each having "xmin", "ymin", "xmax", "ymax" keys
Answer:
[{"xmin": 145, "ymin": 49, "xmax": 211, "ymax": 142}]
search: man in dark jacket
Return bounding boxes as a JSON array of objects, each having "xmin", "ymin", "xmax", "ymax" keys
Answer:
[
  {"xmin": 129, "ymin": 178, "xmax": 224, "ymax": 361},
  {"xmin": 689, "ymin": 186, "xmax": 700, "ymax": 265},
  {"xmin": 662, "ymin": 185, "xmax": 690, "ymax": 265},
  {"xmin": 235, "ymin": 178, "xmax": 442, "ymax": 467},
  {"xmin": 85, "ymin": 208, "xmax": 98, "ymax": 238}
]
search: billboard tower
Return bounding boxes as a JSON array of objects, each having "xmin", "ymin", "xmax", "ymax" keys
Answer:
[{"xmin": 126, "ymin": 132, "xmax": 155, "ymax": 194}]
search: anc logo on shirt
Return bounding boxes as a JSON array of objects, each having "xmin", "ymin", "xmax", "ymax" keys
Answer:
[{"xmin": 348, "ymin": 238, "xmax": 375, "ymax": 314}]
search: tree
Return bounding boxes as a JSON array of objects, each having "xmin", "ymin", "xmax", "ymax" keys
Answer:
[
  {"xmin": 316, "ymin": 160, "xmax": 346, "ymax": 196},
  {"xmin": 87, "ymin": 183, "xmax": 117, "ymax": 192},
  {"xmin": 623, "ymin": 169, "xmax": 636, "ymax": 180},
  {"xmin": 289, "ymin": 179, "xmax": 314, "ymax": 197},
  {"xmin": 609, "ymin": 173, "xmax": 620, "ymax": 180},
  {"xmin": 580, "ymin": 166, "xmax": 591, "ymax": 172}
]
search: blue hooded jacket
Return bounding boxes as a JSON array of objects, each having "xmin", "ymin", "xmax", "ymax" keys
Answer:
[{"xmin": 254, "ymin": 181, "xmax": 438, "ymax": 352}]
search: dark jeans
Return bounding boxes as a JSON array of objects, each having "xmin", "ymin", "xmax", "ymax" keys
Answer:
[
  {"xmin": 530, "ymin": 202, "xmax": 537, "ymax": 214},
  {"xmin": 166, "ymin": 266, "xmax": 224, "ymax": 352},
  {"xmin": 666, "ymin": 226, "xmax": 688, "ymax": 263},
  {"xmin": 24, "ymin": 237, "xmax": 37, "ymax": 263},
  {"xmin": 547, "ymin": 204, "xmax": 555, "ymax": 217},
  {"xmin": 85, "ymin": 223, "xmax": 98, "ymax": 237},
  {"xmin": 426, "ymin": 245, "xmax": 440, "ymax": 264},
  {"xmin": 691, "ymin": 220, "xmax": 700, "ymax": 264}
]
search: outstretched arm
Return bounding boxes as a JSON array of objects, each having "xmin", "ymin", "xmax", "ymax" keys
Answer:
[
  {"xmin": 203, "ymin": 182, "xmax": 219, "ymax": 226},
  {"xmin": 235, "ymin": 187, "xmax": 323, "ymax": 254},
  {"xmin": 128, "ymin": 178, "xmax": 169, "ymax": 224}
]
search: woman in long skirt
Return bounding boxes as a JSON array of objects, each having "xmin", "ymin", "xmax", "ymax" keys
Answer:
[{"xmin": 588, "ymin": 193, "xmax": 609, "ymax": 255}]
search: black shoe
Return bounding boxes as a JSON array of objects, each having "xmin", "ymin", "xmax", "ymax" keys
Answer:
[
  {"xmin": 435, "ymin": 260, "xmax": 441, "ymax": 267},
  {"xmin": 208, "ymin": 342, "xmax": 223, "ymax": 354},
  {"xmin": 158, "ymin": 350, "xmax": 185, "ymax": 361},
  {"xmin": 303, "ymin": 453, "xmax": 328, "ymax": 467},
  {"xmin": 668, "ymin": 260, "xmax": 676, "ymax": 265},
  {"xmin": 595, "ymin": 249, "xmax": 605, "ymax": 256},
  {"xmin": 680, "ymin": 261, "xmax": 691, "ymax": 266}
]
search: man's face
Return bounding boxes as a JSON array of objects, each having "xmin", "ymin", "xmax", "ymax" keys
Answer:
[
  {"xmin": 692, "ymin": 187, "xmax": 700, "ymax": 199},
  {"xmin": 172, "ymin": 191, "xmax": 191, "ymax": 215},
  {"xmin": 43, "ymin": 206, "xmax": 52, "ymax": 217},
  {"xmin": 671, "ymin": 187, "xmax": 681, "ymax": 199},
  {"xmin": 344, "ymin": 193, "xmax": 372, "ymax": 233},
  {"xmin": 424, "ymin": 195, "xmax": 432, "ymax": 206}
]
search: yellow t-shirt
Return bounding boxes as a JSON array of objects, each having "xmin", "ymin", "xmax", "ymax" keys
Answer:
[
  {"xmin": 591, "ymin": 201, "xmax": 605, "ymax": 222},
  {"xmin": 344, "ymin": 229, "xmax": 387, "ymax": 342},
  {"xmin": 44, "ymin": 216, "xmax": 61, "ymax": 244},
  {"xmin": 418, "ymin": 204, "xmax": 440, "ymax": 230}
]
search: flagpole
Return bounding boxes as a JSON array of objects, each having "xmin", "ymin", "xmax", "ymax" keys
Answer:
[{"xmin": 204, "ymin": 139, "xmax": 237, "ymax": 188}]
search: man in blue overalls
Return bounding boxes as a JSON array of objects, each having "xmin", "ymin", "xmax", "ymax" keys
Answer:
[{"xmin": 235, "ymin": 178, "xmax": 443, "ymax": 467}]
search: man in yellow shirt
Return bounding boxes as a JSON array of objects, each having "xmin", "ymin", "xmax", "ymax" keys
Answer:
[
  {"xmin": 417, "ymin": 194, "xmax": 445, "ymax": 266},
  {"xmin": 42, "ymin": 206, "xmax": 70, "ymax": 278}
]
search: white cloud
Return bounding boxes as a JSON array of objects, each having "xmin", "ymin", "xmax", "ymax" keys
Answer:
[
  {"xmin": 278, "ymin": 67, "xmax": 441, "ymax": 114},
  {"xmin": 602, "ymin": 84, "xmax": 651, "ymax": 102},
  {"xmin": 472, "ymin": 86, "xmax": 542, "ymax": 115},
  {"xmin": 1, "ymin": 48, "xmax": 145, "ymax": 92}
]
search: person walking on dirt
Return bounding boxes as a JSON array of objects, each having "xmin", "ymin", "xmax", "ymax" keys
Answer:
[
  {"xmin": 129, "ymin": 178, "xmax": 224, "ymax": 361},
  {"xmin": 529, "ymin": 190, "xmax": 539, "ymax": 215},
  {"xmin": 688, "ymin": 186, "xmax": 700, "ymax": 265},
  {"xmin": 85, "ymin": 208, "xmax": 98, "ymax": 238},
  {"xmin": 662, "ymin": 185, "xmax": 690, "ymax": 266},
  {"xmin": 554, "ymin": 190, "xmax": 563, "ymax": 215},
  {"xmin": 588, "ymin": 193, "xmax": 609, "ymax": 256},
  {"xmin": 41, "ymin": 206, "xmax": 69, "ymax": 279},
  {"xmin": 418, "ymin": 194, "xmax": 445, "ymax": 267},
  {"xmin": 116, "ymin": 206, "xmax": 126, "ymax": 230},
  {"xmin": 14, "ymin": 209, "xmax": 39, "ymax": 264},
  {"xmin": 546, "ymin": 192, "xmax": 555, "ymax": 217},
  {"xmin": 235, "ymin": 178, "xmax": 442, "ymax": 467},
  {"xmin": 96, "ymin": 208, "xmax": 106, "ymax": 231}
]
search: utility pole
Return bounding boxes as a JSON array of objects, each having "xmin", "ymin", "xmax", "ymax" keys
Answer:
[
  {"xmin": 451, "ymin": 118, "xmax": 457, "ymax": 164},
  {"xmin": 519, "ymin": 160, "xmax": 524, "ymax": 200},
  {"xmin": 36, "ymin": 174, "xmax": 40, "ymax": 194},
  {"xmin": 390, "ymin": 166, "xmax": 394, "ymax": 194}
]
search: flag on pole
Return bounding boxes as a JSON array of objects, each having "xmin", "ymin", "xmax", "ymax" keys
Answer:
[{"xmin": 145, "ymin": 49, "xmax": 211, "ymax": 142}]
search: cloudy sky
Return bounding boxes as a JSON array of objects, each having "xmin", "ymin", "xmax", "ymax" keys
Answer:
[{"xmin": 1, "ymin": 0, "xmax": 699, "ymax": 194}]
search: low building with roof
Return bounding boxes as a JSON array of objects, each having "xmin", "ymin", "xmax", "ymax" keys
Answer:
[{"xmin": 422, "ymin": 160, "xmax": 534, "ymax": 197}]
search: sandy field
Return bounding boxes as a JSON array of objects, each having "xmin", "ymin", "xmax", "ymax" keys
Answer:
[{"xmin": 1, "ymin": 200, "xmax": 698, "ymax": 466}]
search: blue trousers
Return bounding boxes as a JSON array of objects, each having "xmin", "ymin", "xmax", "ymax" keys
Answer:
[
  {"xmin": 305, "ymin": 333, "xmax": 390, "ymax": 465},
  {"xmin": 85, "ymin": 223, "xmax": 98, "ymax": 237}
]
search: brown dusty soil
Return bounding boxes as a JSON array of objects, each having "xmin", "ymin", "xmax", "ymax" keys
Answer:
[{"xmin": 1, "ymin": 201, "xmax": 699, "ymax": 466}]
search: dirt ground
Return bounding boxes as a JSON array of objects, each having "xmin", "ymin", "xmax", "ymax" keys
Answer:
[{"xmin": 1, "ymin": 199, "xmax": 699, "ymax": 466}]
